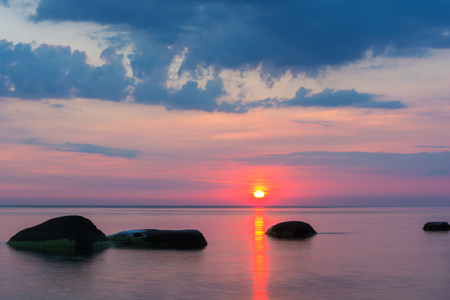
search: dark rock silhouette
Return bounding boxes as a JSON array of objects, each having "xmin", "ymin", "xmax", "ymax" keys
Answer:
[
  {"xmin": 266, "ymin": 221, "xmax": 317, "ymax": 238},
  {"xmin": 7, "ymin": 215, "xmax": 112, "ymax": 251},
  {"xmin": 108, "ymin": 229, "xmax": 208, "ymax": 249},
  {"xmin": 423, "ymin": 222, "xmax": 450, "ymax": 231}
]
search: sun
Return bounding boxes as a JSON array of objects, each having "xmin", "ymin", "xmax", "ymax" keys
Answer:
[{"xmin": 254, "ymin": 190, "xmax": 265, "ymax": 198}]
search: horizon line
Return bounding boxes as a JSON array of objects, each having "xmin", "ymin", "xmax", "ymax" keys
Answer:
[{"xmin": 1, "ymin": 204, "xmax": 449, "ymax": 208}]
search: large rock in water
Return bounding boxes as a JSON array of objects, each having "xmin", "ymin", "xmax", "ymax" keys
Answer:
[
  {"xmin": 7, "ymin": 215, "xmax": 112, "ymax": 252},
  {"xmin": 266, "ymin": 221, "xmax": 317, "ymax": 238},
  {"xmin": 423, "ymin": 222, "xmax": 450, "ymax": 231},
  {"xmin": 108, "ymin": 229, "xmax": 208, "ymax": 249}
]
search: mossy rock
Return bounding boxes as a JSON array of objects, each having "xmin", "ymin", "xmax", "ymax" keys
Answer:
[
  {"xmin": 108, "ymin": 229, "xmax": 208, "ymax": 249},
  {"xmin": 7, "ymin": 215, "xmax": 112, "ymax": 252},
  {"xmin": 423, "ymin": 222, "xmax": 450, "ymax": 231},
  {"xmin": 266, "ymin": 221, "xmax": 317, "ymax": 238}
]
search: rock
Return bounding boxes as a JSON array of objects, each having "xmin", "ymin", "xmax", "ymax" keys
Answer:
[
  {"xmin": 422, "ymin": 222, "xmax": 450, "ymax": 231},
  {"xmin": 108, "ymin": 229, "xmax": 208, "ymax": 249},
  {"xmin": 7, "ymin": 215, "xmax": 112, "ymax": 252},
  {"xmin": 266, "ymin": 221, "xmax": 317, "ymax": 238}
]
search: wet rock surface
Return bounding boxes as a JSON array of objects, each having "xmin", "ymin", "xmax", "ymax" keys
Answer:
[
  {"xmin": 108, "ymin": 229, "xmax": 208, "ymax": 249},
  {"xmin": 7, "ymin": 215, "xmax": 112, "ymax": 251},
  {"xmin": 423, "ymin": 222, "xmax": 450, "ymax": 231},
  {"xmin": 266, "ymin": 221, "xmax": 317, "ymax": 238}
]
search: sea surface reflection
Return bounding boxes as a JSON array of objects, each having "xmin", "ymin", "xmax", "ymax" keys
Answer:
[{"xmin": 253, "ymin": 208, "xmax": 269, "ymax": 300}]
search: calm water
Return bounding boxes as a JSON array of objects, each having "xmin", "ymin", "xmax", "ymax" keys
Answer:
[{"xmin": 0, "ymin": 206, "xmax": 448, "ymax": 300}]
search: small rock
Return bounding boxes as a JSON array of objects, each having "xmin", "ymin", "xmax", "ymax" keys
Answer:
[
  {"xmin": 266, "ymin": 221, "xmax": 317, "ymax": 238},
  {"xmin": 108, "ymin": 229, "xmax": 208, "ymax": 249},
  {"xmin": 422, "ymin": 222, "xmax": 450, "ymax": 231}
]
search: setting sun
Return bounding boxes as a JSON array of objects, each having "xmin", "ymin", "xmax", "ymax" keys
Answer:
[{"xmin": 254, "ymin": 190, "xmax": 265, "ymax": 198}]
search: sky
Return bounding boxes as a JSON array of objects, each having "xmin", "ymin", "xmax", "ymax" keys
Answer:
[{"xmin": 0, "ymin": 0, "xmax": 449, "ymax": 206}]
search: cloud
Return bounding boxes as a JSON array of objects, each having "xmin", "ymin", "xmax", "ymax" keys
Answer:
[
  {"xmin": 236, "ymin": 88, "xmax": 406, "ymax": 110},
  {"xmin": 281, "ymin": 88, "xmax": 406, "ymax": 109},
  {"xmin": 292, "ymin": 120, "xmax": 333, "ymax": 127},
  {"xmin": 4, "ymin": 1, "xmax": 437, "ymax": 112},
  {"xmin": 1, "ymin": 39, "xmax": 405, "ymax": 112},
  {"xmin": 237, "ymin": 151, "xmax": 450, "ymax": 176},
  {"xmin": 416, "ymin": 145, "xmax": 449, "ymax": 149},
  {"xmin": 49, "ymin": 103, "xmax": 65, "ymax": 108},
  {"xmin": 58, "ymin": 142, "xmax": 140, "ymax": 158},
  {"xmin": 75, "ymin": 176, "xmax": 229, "ymax": 192},
  {"xmin": 0, "ymin": 40, "xmax": 131, "ymax": 100},
  {"xmin": 134, "ymin": 78, "xmax": 226, "ymax": 112},
  {"xmin": 20, "ymin": 138, "xmax": 140, "ymax": 158},
  {"xmin": 32, "ymin": 0, "xmax": 450, "ymax": 72}
]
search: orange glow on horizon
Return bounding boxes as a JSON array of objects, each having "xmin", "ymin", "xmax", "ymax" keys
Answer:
[{"xmin": 234, "ymin": 165, "xmax": 286, "ymax": 205}]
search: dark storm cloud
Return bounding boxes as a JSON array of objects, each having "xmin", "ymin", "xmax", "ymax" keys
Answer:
[
  {"xmin": 20, "ymin": 138, "xmax": 140, "ymax": 158},
  {"xmin": 1, "ymin": 42, "xmax": 399, "ymax": 111},
  {"xmin": 237, "ymin": 151, "xmax": 450, "ymax": 176},
  {"xmin": 32, "ymin": 0, "xmax": 450, "ymax": 71},
  {"xmin": 3, "ymin": 0, "xmax": 444, "ymax": 111},
  {"xmin": 0, "ymin": 40, "xmax": 131, "ymax": 100}
]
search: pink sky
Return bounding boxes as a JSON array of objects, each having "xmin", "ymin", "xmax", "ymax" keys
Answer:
[{"xmin": 1, "ymin": 98, "xmax": 448, "ymax": 206}]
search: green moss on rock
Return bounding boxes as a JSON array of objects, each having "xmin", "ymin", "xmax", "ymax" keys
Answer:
[{"xmin": 7, "ymin": 239, "xmax": 76, "ymax": 249}]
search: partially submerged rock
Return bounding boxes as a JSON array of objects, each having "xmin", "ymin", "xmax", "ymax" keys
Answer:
[
  {"xmin": 108, "ymin": 229, "xmax": 208, "ymax": 249},
  {"xmin": 266, "ymin": 221, "xmax": 317, "ymax": 238},
  {"xmin": 7, "ymin": 215, "xmax": 112, "ymax": 252},
  {"xmin": 423, "ymin": 222, "xmax": 450, "ymax": 231}
]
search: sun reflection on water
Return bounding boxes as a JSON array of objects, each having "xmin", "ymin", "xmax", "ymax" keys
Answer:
[{"xmin": 253, "ymin": 208, "xmax": 269, "ymax": 300}]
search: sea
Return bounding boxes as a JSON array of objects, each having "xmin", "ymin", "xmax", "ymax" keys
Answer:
[{"xmin": 0, "ymin": 206, "xmax": 448, "ymax": 300}]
